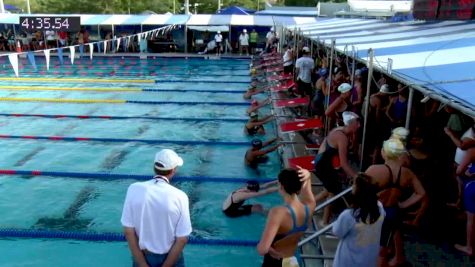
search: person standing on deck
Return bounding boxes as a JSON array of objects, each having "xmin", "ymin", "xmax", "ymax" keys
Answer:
[{"xmin": 121, "ymin": 149, "xmax": 192, "ymax": 267}]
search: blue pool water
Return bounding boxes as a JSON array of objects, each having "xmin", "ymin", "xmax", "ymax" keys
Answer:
[{"xmin": 0, "ymin": 57, "xmax": 282, "ymax": 266}]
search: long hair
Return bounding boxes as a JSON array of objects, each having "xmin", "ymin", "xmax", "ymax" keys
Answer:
[{"xmin": 352, "ymin": 173, "xmax": 380, "ymax": 224}]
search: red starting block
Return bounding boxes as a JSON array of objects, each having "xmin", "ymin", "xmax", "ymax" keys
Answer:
[
  {"xmin": 280, "ymin": 119, "xmax": 323, "ymax": 133},
  {"xmin": 275, "ymin": 97, "xmax": 309, "ymax": 108},
  {"xmin": 270, "ymin": 81, "xmax": 296, "ymax": 92},
  {"xmin": 288, "ymin": 156, "xmax": 315, "ymax": 171}
]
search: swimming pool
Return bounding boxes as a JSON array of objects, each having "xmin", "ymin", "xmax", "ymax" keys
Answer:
[{"xmin": 0, "ymin": 57, "xmax": 282, "ymax": 266}]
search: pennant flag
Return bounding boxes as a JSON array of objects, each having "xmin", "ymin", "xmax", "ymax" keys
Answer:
[
  {"xmin": 104, "ymin": 40, "xmax": 107, "ymax": 54},
  {"xmin": 27, "ymin": 51, "xmax": 37, "ymax": 71},
  {"xmin": 8, "ymin": 53, "xmax": 19, "ymax": 77},
  {"xmin": 138, "ymin": 34, "xmax": 141, "ymax": 43},
  {"xmin": 89, "ymin": 43, "xmax": 94, "ymax": 60},
  {"xmin": 97, "ymin": 42, "xmax": 102, "ymax": 53},
  {"xmin": 79, "ymin": 44, "xmax": 84, "ymax": 58},
  {"xmin": 44, "ymin": 49, "xmax": 51, "ymax": 70},
  {"xmin": 57, "ymin": 48, "xmax": 64, "ymax": 65},
  {"xmin": 116, "ymin": 38, "xmax": 121, "ymax": 52},
  {"xmin": 69, "ymin": 46, "xmax": 75, "ymax": 65}
]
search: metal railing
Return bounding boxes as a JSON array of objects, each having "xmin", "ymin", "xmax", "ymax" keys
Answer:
[{"xmin": 299, "ymin": 187, "xmax": 352, "ymax": 247}]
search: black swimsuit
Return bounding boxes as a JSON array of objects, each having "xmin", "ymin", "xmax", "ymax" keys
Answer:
[
  {"xmin": 223, "ymin": 191, "xmax": 253, "ymax": 218},
  {"xmin": 380, "ymin": 164, "xmax": 403, "ymax": 247}
]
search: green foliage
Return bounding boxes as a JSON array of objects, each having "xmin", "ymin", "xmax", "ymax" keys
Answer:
[{"xmin": 5, "ymin": 0, "xmax": 326, "ymax": 14}]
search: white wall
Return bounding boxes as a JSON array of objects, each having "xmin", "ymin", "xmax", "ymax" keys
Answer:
[{"xmin": 348, "ymin": 0, "xmax": 413, "ymax": 12}]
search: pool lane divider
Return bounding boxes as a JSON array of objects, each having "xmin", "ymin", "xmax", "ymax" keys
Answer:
[
  {"xmin": 0, "ymin": 77, "xmax": 249, "ymax": 84},
  {"xmin": 0, "ymin": 98, "xmax": 249, "ymax": 106},
  {"xmin": 0, "ymin": 169, "xmax": 273, "ymax": 184},
  {"xmin": 0, "ymin": 229, "xmax": 259, "ymax": 246},
  {"xmin": 0, "ymin": 113, "xmax": 248, "ymax": 122},
  {"xmin": 0, "ymin": 134, "xmax": 250, "ymax": 146},
  {"xmin": 0, "ymin": 86, "xmax": 246, "ymax": 94},
  {"xmin": 1, "ymin": 70, "xmax": 251, "ymax": 77}
]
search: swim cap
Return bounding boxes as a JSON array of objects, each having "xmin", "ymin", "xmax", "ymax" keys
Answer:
[
  {"xmin": 355, "ymin": 69, "xmax": 362, "ymax": 77},
  {"xmin": 319, "ymin": 68, "xmax": 328, "ymax": 77},
  {"xmin": 246, "ymin": 180, "xmax": 260, "ymax": 192},
  {"xmin": 338, "ymin": 83, "xmax": 352, "ymax": 94},
  {"xmin": 251, "ymin": 99, "xmax": 258, "ymax": 106},
  {"xmin": 391, "ymin": 127, "xmax": 409, "ymax": 141},
  {"xmin": 252, "ymin": 139, "xmax": 263, "ymax": 148},
  {"xmin": 382, "ymin": 138, "xmax": 407, "ymax": 159},
  {"xmin": 342, "ymin": 111, "xmax": 359, "ymax": 126}
]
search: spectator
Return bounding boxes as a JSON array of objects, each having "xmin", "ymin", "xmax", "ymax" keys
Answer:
[
  {"xmin": 314, "ymin": 111, "xmax": 360, "ymax": 225},
  {"xmin": 249, "ymin": 29, "xmax": 258, "ymax": 54},
  {"xmin": 45, "ymin": 30, "xmax": 57, "ymax": 49},
  {"xmin": 282, "ymin": 44, "xmax": 294, "ymax": 74},
  {"xmin": 265, "ymin": 27, "xmax": 276, "ymax": 51},
  {"xmin": 222, "ymin": 180, "xmax": 279, "ymax": 217},
  {"xmin": 121, "ymin": 149, "xmax": 191, "ymax": 267},
  {"xmin": 365, "ymin": 138, "xmax": 426, "ymax": 267},
  {"xmin": 214, "ymin": 31, "xmax": 223, "ymax": 56},
  {"xmin": 239, "ymin": 29, "xmax": 249, "ymax": 56},
  {"xmin": 454, "ymin": 147, "xmax": 475, "ymax": 256},
  {"xmin": 257, "ymin": 167, "xmax": 316, "ymax": 266},
  {"xmin": 333, "ymin": 173, "xmax": 385, "ymax": 267},
  {"xmin": 295, "ymin": 47, "xmax": 314, "ymax": 97},
  {"xmin": 58, "ymin": 31, "xmax": 68, "ymax": 47}
]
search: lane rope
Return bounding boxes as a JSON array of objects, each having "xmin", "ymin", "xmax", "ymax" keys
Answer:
[
  {"xmin": 0, "ymin": 169, "xmax": 273, "ymax": 184},
  {"xmin": 0, "ymin": 229, "xmax": 259, "ymax": 246},
  {"xmin": 0, "ymin": 86, "xmax": 246, "ymax": 93},
  {"xmin": 0, "ymin": 113, "xmax": 248, "ymax": 122},
  {"xmin": 0, "ymin": 134, "xmax": 250, "ymax": 146},
  {"xmin": 0, "ymin": 98, "xmax": 249, "ymax": 106},
  {"xmin": 0, "ymin": 77, "xmax": 250, "ymax": 84}
]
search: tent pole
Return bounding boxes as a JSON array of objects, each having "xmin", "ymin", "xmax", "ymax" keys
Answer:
[
  {"xmin": 350, "ymin": 45, "xmax": 356, "ymax": 88},
  {"xmin": 184, "ymin": 25, "xmax": 188, "ymax": 54},
  {"xmin": 405, "ymin": 87, "xmax": 414, "ymax": 129},
  {"xmin": 360, "ymin": 48, "xmax": 374, "ymax": 170},
  {"xmin": 324, "ymin": 39, "xmax": 335, "ymax": 136},
  {"xmin": 0, "ymin": 0, "xmax": 4, "ymax": 13}
]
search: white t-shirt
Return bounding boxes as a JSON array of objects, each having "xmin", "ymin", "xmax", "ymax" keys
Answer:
[
  {"xmin": 455, "ymin": 127, "xmax": 475, "ymax": 165},
  {"xmin": 214, "ymin": 34, "xmax": 223, "ymax": 43},
  {"xmin": 239, "ymin": 33, "xmax": 249, "ymax": 46},
  {"xmin": 283, "ymin": 49, "xmax": 293, "ymax": 67},
  {"xmin": 296, "ymin": 56, "xmax": 314, "ymax": 83},
  {"xmin": 266, "ymin": 31, "xmax": 275, "ymax": 42},
  {"xmin": 121, "ymin": 178, "xmax": 192, "ymax": 254}
]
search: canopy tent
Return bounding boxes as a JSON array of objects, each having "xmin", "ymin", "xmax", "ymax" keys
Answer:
[
  {"xmin": 217, "ymin": 6, "xmax": 255, "ymax": 15},
  {"xmin": 290, "ymin": 18, "xmax": 475, "ymax": 116},
  {"xmin": 187, "ymin": 25, "xmax": 229, "ymax": 32},
  {"xmin": 0, "ymin": 14, "xmax": 318, "ymax": 27},
  {"xmin": 4, "ymin": 4, "xmax": 21, "ymax": 11}
]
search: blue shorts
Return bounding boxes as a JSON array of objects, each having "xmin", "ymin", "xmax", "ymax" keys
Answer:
[
  {"xmin": 464, "ymin": 181, "xmax": 475, "ymax": 214},
  {"xmin": 133, "ymin": 251, "xmax": 184, "ymax": 267}
]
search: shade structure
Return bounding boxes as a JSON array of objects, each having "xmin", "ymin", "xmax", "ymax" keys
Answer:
[{"xmin": 289, "ymin": 18, "xmax": 475, "ymax": 116}]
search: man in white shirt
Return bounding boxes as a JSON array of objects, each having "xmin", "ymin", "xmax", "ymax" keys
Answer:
[
  {"xmin": 265, "ymin": 27, "xmax": 275, "ymax": 51},
  {"xmin": 239, "ymin": 29, "xmax": 249, "ymax": 56},
  {"xmin": 214, "ymin": 31, "xmax": 223, "ymax": 55},
  {"xmin": 45, "ymin": 30, "xmax": 57, "ymax": 49},
  {"xmin": 282, "ymin": 44, "xmax": 294, "ymax": 74},
  {"xmin": 295, "ymin": 46, "xmax": 315, "ymax": 96},
  {"xmin": 121, "ymin": 149, "xmax": 192, "ymax": 267}
]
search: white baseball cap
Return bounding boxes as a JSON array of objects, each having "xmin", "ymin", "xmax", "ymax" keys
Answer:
[
  {"xmin": 154, "ymin": 149, "xmax": 184, "ymax": 170},
  {"xmin": 243, "ymin": 29, "xmax": 247, "ymax": 33},
  {"xmin": 217, "ymin": 31, "xmax": 221, "ymax": 34},
  {"xmin": 302, "ymin": 47, "xmax": 310, "ymax": 53}
]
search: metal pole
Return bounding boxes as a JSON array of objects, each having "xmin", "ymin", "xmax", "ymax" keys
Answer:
[
  {"xmin": 350, "ymin": 46, "xmax": 356, "ymax": 88},
  {"xmin": 310, "ymin": 39, "xmax": 314, "ymax": 58},
  {"xmin": 0, "ymin": 0, "xmax": 4, "ymax": 13},
  {"xmin": 26, "ymin": 0, "xmax": 31, "ymax": 14},
  {"xmin": 184, "ymin": 25, "xmax": 188, "ymax": 54},
  {"xmin": 324, "ymin": 39, "xmax": 335, "ymax": 136},
  {"xmin": 360, "ymin": 48, "xmax": 374, "ymax": 169},
  {"xmin": 184, "ymin": 0, "xmax": 189, "ymax": 14},
  {"xmin": 405, "ymin": 88, "xmax": 414, "ymax": 129}
]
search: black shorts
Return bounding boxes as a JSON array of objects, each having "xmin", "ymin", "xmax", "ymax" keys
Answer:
[
  {"xmin": 297, "ymin": 79, "xmax": 313, "ymax": 97},
  {"xmin": 315, "ymin": 159, "xmax": 343, "ymax": 194},
  {"xmin": 249, "ymin": 42, "xmax": 257, "ymax": 49},
  {"xmin": 284, "ymin": 65, "xmax": 293, "ymax": 74},
  {"xmin": 223, "ymin": 204, "xmax": 253, "ymax": 218},
  {"xmin": 380, "ymin": 206, "xmax": 400, "ymax": 247},
  {"xmin": 47, "ymin": 40, "xmax": 57, "ymax": 47}
]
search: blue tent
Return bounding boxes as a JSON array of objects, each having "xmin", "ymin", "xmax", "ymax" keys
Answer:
[
  {"xmin": 217, "ymin": 6, "xmax": 255, "ymax": 15},
  {"xmin": 4, "ymin": 4, "xmax": 21, "ymax": 11}
]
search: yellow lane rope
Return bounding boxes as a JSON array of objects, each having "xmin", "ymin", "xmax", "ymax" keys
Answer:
[
  {"xmin": 0, "ymin": 98, "xmax": 126, "ymax": 104},
  {"xmin": 0, "ymin": 77, "xmax": 154, "ymax": 84},
  {"xmin": 0, "ymin": 86, "xmax": 142, "ymax": 92}
]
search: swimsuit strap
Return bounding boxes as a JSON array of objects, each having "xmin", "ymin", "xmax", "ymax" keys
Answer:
[
  {"xmin": 286, "ymin": 204, "xmax": 298, "ymax": 229},
  {"xmin": 384, "ymin": 164, "xmax": 394, "ymax": 187},
  {"xmin": 395, "ymin": 166, "xmax": 403, "ymax": 188}
]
